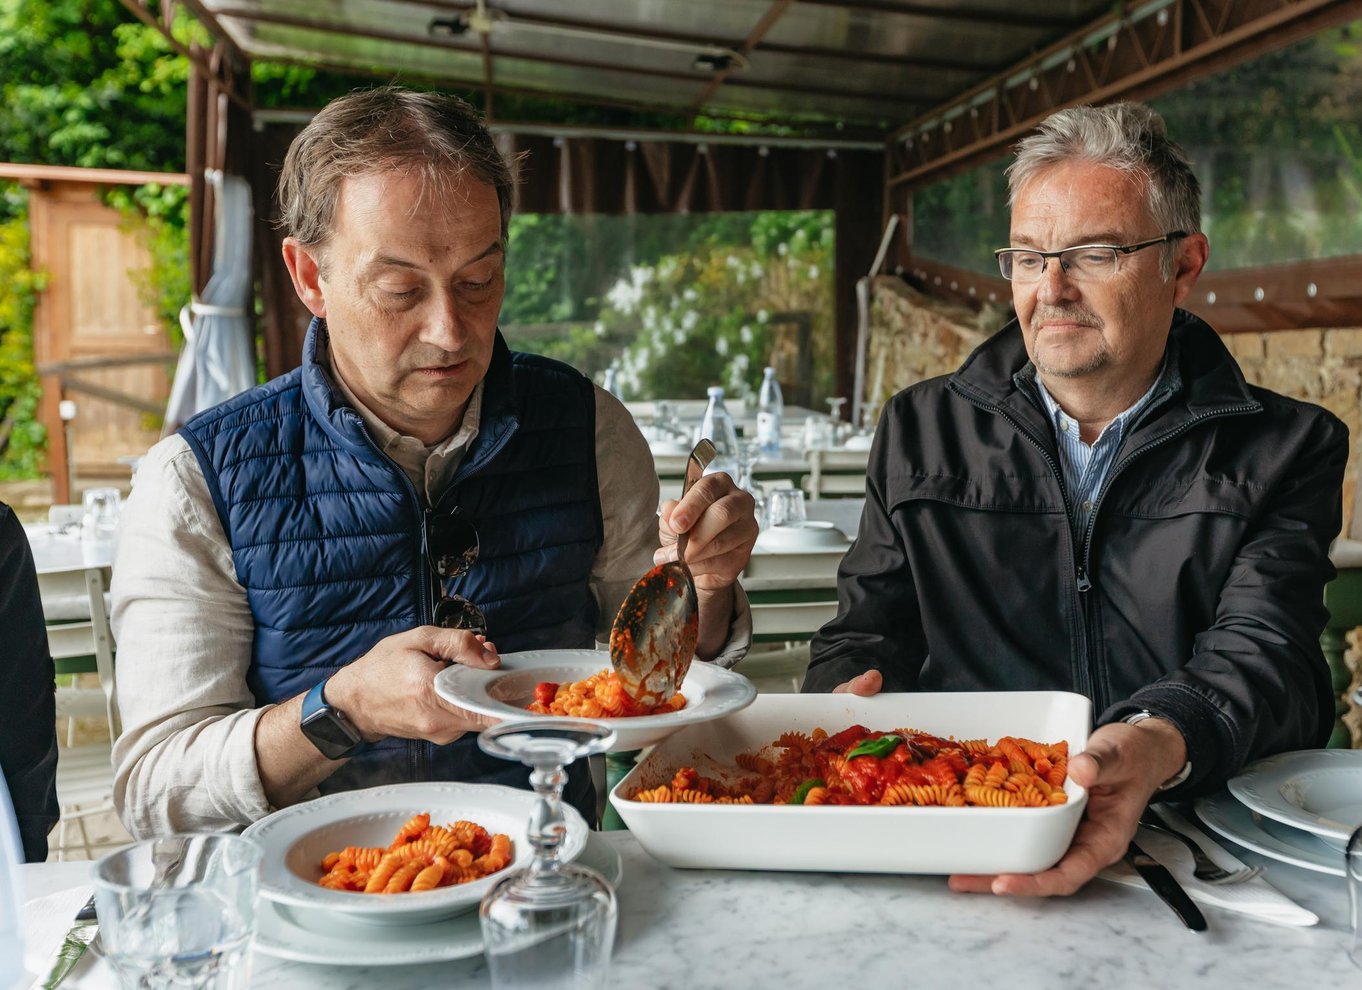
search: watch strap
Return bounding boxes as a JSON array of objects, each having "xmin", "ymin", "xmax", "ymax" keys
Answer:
[
  {"xmin": 1123, "ymin": 710, "xmax": 1192, "ymax": 791},
  {"xmin": 300, "ymin": 678, "xmax": 365, "ymax": 759}
]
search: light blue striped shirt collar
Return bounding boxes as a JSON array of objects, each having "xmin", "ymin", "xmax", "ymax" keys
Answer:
[{"xmin": 1033, "ymin": 364, "xmax": 1168, "ymax": 533}]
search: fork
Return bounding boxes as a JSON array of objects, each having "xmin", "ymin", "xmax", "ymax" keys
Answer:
[{"xmin": 1139, "ymin": 809, "xmax": 1262, "ymax": 885}]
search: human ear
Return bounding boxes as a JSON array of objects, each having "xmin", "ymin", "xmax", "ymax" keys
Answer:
[
  {"xmin": 1169, "ymin": 233, "xmax": 1210, "ymax": 307},
  {"xmin": 282, "ymin": 237, "xmax": 327, "ymax": 318}
]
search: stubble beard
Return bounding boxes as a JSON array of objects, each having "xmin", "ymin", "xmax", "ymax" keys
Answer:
[{"xmin": 1029, "ymin": 306, "xmax": 1108, "ymax": 379}]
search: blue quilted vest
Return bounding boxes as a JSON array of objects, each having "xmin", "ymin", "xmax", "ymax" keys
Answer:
[{"xmin": 180, "ymin": 319, "xmax": 603, "ymax": 812}]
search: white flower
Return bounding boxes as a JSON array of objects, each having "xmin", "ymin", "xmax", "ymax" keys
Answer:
[
  {"xmin": 681, "ymin": 311, "xmax": 698, "ymax": 331},
  {"xmin": 808, "ymin": 264, "xmax": 820, "ymax": 279},
  {"xmin": 756, "ymin": 309, "xmax": 769, "ymax": 323},
  {"xmin": 716, "ymin": 336, "xmax": 730, "ymax": 356},
  {"xmin": 593, "ymin": 320, "xmax": 606, "ymax": 337},
  {"xmin": 777, "ymin": 243, "xmax": 789, "ymax": 256},
  {"xmin": 739, "ymin": 324, "xmax": 753, "ymax": 345},
  {"xmin": 606, "ymin": 277, "xmax": 641, "ymax": 314},
  {"xmin": 683, "ymin": 288, "xmax": 698, "ymax": 302}
]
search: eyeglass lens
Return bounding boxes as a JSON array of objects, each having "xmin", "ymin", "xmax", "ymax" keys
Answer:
[{"xmin": 1002, "ymin": 247, "xmax": 1118, "ymax": 281}]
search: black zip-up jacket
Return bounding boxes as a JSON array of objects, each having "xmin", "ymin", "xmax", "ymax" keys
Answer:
[
  {"xmin": 0, "ymin": 502, "xmax": 59, "ymax": 861},
  {"xmin": 804, "ymin": 310, "xmax": 1347, "ymax": 798}
]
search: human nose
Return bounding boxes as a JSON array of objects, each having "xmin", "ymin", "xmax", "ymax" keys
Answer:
[
  {"xmin": 1035, "ymin": 256, "xmax": 1079, "ymax": 305},
  {"xmin": 419, "ymin": 290, "xmax": 464, "ymax": 351}
]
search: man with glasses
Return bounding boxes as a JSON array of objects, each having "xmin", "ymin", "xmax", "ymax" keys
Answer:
[
  {"xmin": 110, "ymin": 87, "xmax": 758, "ymax": 836},
  {"xmin": 805, "ymin": 102, "xmax": 1346, "ymax": 895}
]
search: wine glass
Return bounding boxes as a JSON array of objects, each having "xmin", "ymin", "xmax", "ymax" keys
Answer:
[
  {"xmin": 736, "ymin": 439, "xmax": 767, "ymax": 530},
  {"xmin": 825, "ymin": 397, "xmax": 848, "ymax": 446},
  {"xmin": 478, "ymin": 719, "xmax": 619, "ymax": 989}
]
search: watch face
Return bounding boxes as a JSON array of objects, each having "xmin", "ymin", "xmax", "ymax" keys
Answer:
[{"xmin": 301, "ymin": 708, "xmax": 361, "ymax": 758}]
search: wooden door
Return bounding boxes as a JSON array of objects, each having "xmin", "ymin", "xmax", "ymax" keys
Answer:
[{"xmin": 30, "ymin": 180, "xmax": 172, "ymax": 490}]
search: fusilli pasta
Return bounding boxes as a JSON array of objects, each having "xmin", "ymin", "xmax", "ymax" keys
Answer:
[{"xmin": 626, "ymin": 724, "xmax": 1069, "ymax": 809}]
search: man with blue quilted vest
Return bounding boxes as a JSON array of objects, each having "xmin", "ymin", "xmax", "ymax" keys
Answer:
[{"xmin": 110, "ymin": 87, "xmax": 758, "ymax": 837}]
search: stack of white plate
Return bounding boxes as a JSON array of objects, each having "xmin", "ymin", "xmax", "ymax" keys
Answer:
[
  {"xmin": 1194, "ymin": 749, "xmax": 1362, "ymax": 877},
  {"xmin": 240, "ymin": 781, "xmax": 619, "ymax": 966}
]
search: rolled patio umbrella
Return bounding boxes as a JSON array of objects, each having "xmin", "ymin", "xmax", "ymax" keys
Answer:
[{"xmin": 163, "ymin": 171, "xmax": 255, "ymax": 433}]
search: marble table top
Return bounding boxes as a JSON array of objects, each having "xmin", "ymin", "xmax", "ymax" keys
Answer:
[{"xmin": 20, "ymin": 831, "xmax": 1359, "ymax": 990}]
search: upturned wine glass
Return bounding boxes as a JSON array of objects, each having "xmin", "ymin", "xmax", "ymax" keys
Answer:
[{"xmin": 478, "ymin": 719, "xmax": 618, "ymax": 989}]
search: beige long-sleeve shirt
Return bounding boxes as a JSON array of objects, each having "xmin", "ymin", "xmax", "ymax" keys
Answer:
[{"xmin": 110, "ymin": 376, "xmax": 750, "ymax": 838}]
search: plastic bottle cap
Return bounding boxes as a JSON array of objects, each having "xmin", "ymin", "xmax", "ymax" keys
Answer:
[{"xmin": 708, "ymin": 386, "xmax": 724, "ymax": 398}]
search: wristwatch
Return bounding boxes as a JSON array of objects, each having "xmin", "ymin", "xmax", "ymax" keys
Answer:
[
  {"xmin": 300, "ymin": 678, "xmax": 365, "ymax": 760},
  {"xmin": 1123, "ymin": 710, "xmax": 1192, "ymax": 791}
]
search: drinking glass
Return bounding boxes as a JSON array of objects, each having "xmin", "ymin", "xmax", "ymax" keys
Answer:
[
  {"xmin": 93, "ymin": 834, "xmax": 261, "ymax": 990},
  {"xmin": 767, "ymin": 488, "xmax": 807, "ymax": 529},
  {"xmin": 82, "ymin": 487, "xmax": 122, "ymax": 539},
  {"xmin": 479, "ymin": 719, "xmax": 619, "ymax": 990},
  {"xmin": 1349, "ymin": 822, "xmax": 1362, "ymax": 970},
  {"xmin": 735, "ymin": 439, "xmax": 767, "ymax": 529},
  {"xmin": 826, "ymin": 396, "xmax": 848, "ymax": 445},
  {"xmin": 802, "ymin": 415, "xmax": 833, "ymax": 451}
]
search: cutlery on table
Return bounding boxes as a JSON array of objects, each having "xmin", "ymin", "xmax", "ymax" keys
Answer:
[
  {"xmin": 610, "ymin": 438, "xmax": 716, "ymax": 707},
  {"xmin": 1140, "ymin": 806, "xmax": 1262, "ymax": 885},
  {"xmin": 33, "ymin": 893, "xmax": 98, "ymax": 989},
  {"xmin": 1124, "ymin": 840, "xmax": 1208, "ymax": 932}
]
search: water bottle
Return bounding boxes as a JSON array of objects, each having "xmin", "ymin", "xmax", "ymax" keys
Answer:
[
  {"xmin": 756, "ymin": 366, "xmax": 784, "ymax": 457},
  {"xmin": 699, "ymin": 386, "xmax": 740, "ymax": 480},
  {"xmin": 602, "ymin": 368, "xmax": 623, "ymax": 401}
]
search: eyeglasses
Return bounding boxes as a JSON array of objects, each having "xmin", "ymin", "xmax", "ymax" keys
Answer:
[
  {"xmin": 995, "ymin": 231, "xmax": 1187, "ymax": 282},
  {"xmin": 424, "ymin": 505, "xmax": 487, "ymax": 634}
]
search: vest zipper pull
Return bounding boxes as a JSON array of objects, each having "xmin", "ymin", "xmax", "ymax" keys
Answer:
[{"xmin": 1076, "ymin": 567, "xmax": 1092, "ymax": 593}]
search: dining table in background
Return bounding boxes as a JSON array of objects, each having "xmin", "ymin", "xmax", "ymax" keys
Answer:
[
  {"xmin": 18, "ymin": 828, "xmax": 1357, "ymax": 990},
  {"xmin": 23, "ymin": 524, "xmax": 115, "ymax": 576},
  {"xmin": 624, "ymin": 398, "xmax": 824, "ymax": 439}
]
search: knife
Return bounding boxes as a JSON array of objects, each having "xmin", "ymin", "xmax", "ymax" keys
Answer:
[
  {"xmin": 1125, "ymin": 840, "xmax": 1208, "ymax": 932},
  {"xmin": 34, "ymin": 893, "xmax": 98, "ymax": 989}
]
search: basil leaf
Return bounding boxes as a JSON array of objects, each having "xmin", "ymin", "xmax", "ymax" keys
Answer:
[
  {"xmin": 846, "ymin": 734, "xmax": 903, "ymax": 760},
  {"xmin": 789, "ymin": 778, "xmax": 826, "ymax": 804}
]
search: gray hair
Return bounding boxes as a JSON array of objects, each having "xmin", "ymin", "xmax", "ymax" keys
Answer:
[
  {"xmin": 1007, "ymin": 102, "xmax": 1200, "ymax": 276},
  {"xmin": 277, "ymin": 86, "xmax": 515, "ymax": 251}
]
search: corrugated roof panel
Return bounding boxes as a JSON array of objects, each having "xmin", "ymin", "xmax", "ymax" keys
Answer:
[{"xmin": 196, "ymin": 0, "xmax": 1123, "ymax": 131}]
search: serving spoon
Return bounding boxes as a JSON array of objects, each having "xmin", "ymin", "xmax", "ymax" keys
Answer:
[{"xmin": 610, "ymin": 438, "xmax": 717, "ymax": 708}]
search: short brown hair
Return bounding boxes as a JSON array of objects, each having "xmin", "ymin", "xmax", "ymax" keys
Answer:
[{"xmin": 277, "ymin": 86, "xmax": 514, "ymax": 248}]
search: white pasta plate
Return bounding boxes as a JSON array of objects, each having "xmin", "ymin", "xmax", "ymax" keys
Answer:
[
  {"xmin": 242, "ymin": 781, "xmax": 586, "ymax": 925},
  {"xmin": 433, "ymin": 648, "xmax": 757, "ymax": 752},
  {"xmin": 1195, "ymin": 788, "xmax": 1345, "ymax": 877},
  {"xmin": 1227, "ymin": 749, "xmax": 1362, "ymax": 848},
  {"xmin": 754, "ymin": 521, "xmax": 850, "ymax": 551},
  {"xmin": 252, "ymin": 831, "xmax": 625, "ymax": 965},
  {"xmin": 610, "ymin": 691, "xmax": 1091, "ymax": 875}
]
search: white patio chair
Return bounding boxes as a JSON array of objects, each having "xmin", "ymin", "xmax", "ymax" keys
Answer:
[{"xmin": 38, "ymin": 565, "xmax": 119, "ymax": 859}]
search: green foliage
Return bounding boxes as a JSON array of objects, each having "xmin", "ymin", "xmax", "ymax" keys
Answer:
[
  {"xmin": 0, "ymin": 188, "xmax": 47, "ymax": 478},
  {"xmin": 574, "ymin": 212, "xmax": 834, "ymax": 402},
  {"xmin": 0, "ymin": 0, "xmax": 198, "ymax": 172}
]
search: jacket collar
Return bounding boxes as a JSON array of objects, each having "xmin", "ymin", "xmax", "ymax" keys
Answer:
[
  {"xmin": 299, "ymin": 317, "xmax": 521, "ymax": 470},
  {"xmin": 948, "ymin": 308, "xmax": 1261, "ymax": 443}
]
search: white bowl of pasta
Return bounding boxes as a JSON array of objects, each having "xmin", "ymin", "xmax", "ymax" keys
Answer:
[
  {"xmin": 242, "ymin": 781, "xmax": 587, "ymax": 925},
  {"xmin": 433, "ymin": 648, "xmax": 758, "ymax": 751},
  {"xmin": 609, "ymin": 691, "xmax": 1090, "ymax": 875}
]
